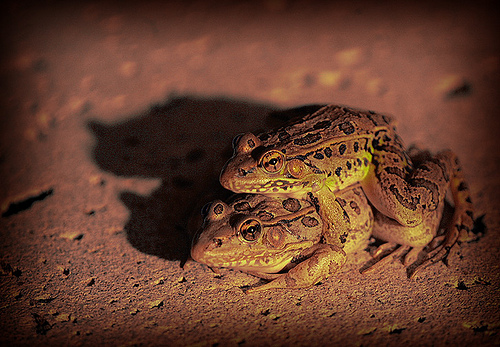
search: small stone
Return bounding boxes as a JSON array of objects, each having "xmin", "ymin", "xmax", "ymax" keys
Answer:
[{"xmin": 148, "ymin": 300, "xmax": 164, "ymax": 308}]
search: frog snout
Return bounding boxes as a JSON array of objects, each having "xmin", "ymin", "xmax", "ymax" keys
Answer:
[{"xmin": 190, "ymin": 233, "xmax": 224, "ymax": 265}]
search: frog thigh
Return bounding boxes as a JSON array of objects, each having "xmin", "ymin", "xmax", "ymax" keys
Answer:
[
  {"xmin": 246, "ymin": 244, "xmax": 346, "ymax": 293},
  {"xmin": 362, "ymin": 150, "xmax": 453, "ymax": 227}
]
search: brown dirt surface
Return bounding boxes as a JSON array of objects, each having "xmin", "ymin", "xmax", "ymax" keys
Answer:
[{"xmin": 1, "ymin": 1, "xmax": 499, "ymax": 346}]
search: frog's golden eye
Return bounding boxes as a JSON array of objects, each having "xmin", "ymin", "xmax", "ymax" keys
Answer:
[
  {"xmin": 239, "ymin": 219, "xmax": 262, "ymax": 242},
  {"xmin": 260, "ymin": 150, "xmax": 285, "ymax": 174}
]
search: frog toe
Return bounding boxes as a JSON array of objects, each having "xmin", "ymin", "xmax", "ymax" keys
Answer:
[{"xmin": 360, "ymin": 244, "xmax": 410, "ymax": 274}]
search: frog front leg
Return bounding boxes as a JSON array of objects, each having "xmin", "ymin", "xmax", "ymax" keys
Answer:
[
  {"xmin": 246, "ymin": 244, "xmax": 346, "ymax": 293},
  {"xmin": 308, "ymin": 187, "xmax": 351, "ymax": 248}
]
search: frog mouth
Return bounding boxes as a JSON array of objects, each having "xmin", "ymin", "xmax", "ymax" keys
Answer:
[
  {"xmin": 224, "ymin": 179, "xmax": 309, "ymax": 195},
  {"xmin": 197, "ymin": 241, "xmax": 313, "ymax": 273}
]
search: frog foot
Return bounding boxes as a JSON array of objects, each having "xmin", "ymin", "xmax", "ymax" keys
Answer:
[
  {"xmin": 245, "ymin": 244, "xmax": 346, "ymax": 293},
  {"xmin": 360, "ymin": 243, "xmax": 410, "ymax": 274},
  {"xmin": 362, "ymin": 231, "xmax": 460, "ymax": 278},
  {"xmin": 407, "ymin": 223, "xmax": 461, "ymax": 279}
]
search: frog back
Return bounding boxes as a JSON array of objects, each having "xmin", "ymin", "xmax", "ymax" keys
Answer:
[{"xmin": 257, "ymin": 105, "xmax": 395, "ymax": 156}]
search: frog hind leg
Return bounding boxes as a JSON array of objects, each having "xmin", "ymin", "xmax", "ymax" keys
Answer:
[
  {"xmin": 363, "ymin": 141, "xmax": 454, "ymax": 227},
  {"xmin": 246, "ymin": 244, "xmax": 346, "ymax": 293},
  {"xmin": 408, "ymin": 154, "xmax": 475, "ymax": 278},
  {"xmin": 363, "ymin": 152, "xmax": 475, "ymax": 277}
]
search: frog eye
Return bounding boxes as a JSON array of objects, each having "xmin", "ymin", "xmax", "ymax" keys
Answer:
[
  {"xmin": 239, "ymin": 219, "xmax": 262, "ymax": 242},
  {"xmin": 260, "ymin": 150, "xmax": 285, "ymax": 174}
]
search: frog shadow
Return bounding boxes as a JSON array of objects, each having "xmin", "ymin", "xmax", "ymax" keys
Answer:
[{"xmin": 88, "ymin": 95, "xmax": 324, "ymax": 263}]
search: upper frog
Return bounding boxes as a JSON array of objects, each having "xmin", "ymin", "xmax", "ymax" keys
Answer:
[{"xmin": 220, "ymin": 105, "xmax": 391, "ymax": 198}]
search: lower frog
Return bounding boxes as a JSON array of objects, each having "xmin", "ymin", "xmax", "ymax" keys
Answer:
[{"xmin": 191, "ymin": 186, "xmax": 373, "ymax": 293}]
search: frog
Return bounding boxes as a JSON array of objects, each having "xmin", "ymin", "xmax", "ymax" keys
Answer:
[
  {"xmin": 191, "ymin": 186, "xmax": 374, "ymax": 293},
  {"xmin": 219, "ymin": 105, "xmax": 475, "ymax": 276}
]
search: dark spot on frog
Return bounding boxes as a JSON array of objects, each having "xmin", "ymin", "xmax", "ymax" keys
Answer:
[
  {"xmin": 354, "ymin": 141, "xmax": 359, "ymax": 152},
  {"xmin": 257, "ymin": 210, "xmax": 274, "ymax": 221},
  {"xmin": 293, "ymin": 133, "xmax": 322, "ymax": 146},
  {"xmin": 307, "ymin": 192, "xmax": 320, "ymax": 213},
  {"xmin": 336, "ymin": 197, "xmax": 346, "ymax": 207},
  {"xmin": 343, "ymin": 211, "xmax": 350, "ymax": 223},
  {"xmin": 234, "ymin": 201, "xmax": 251, "ymax": 211},
  {"xmin": 339, "ymin": 143, "xmax": 347, "ymax": 155},
  {"xmin": 278, "ymin": 131, "xmax": 291, "ymax": 141},
  {"xmin": 356, "ymin": 158, "xmax": 362, "ymax": 166},
  {"xmin": 313, "ymin": 120, "xmax": 332, "ymax": 130},
  {"xmin": 213, "ymin": 238, "xmax": 223, "ymax": 248},
  {"xmin": 339, "ymin": 121, "xmax": 355, "ymax": 135},
  {"xmin": 382, "ymin": 114, "xmax": 391, "ymax": 124},
  {"xmin": 301, "ymin": 216, "xmax": 319, "ymax": 227},
  {"xmin": 350, "ymin": 200, "xmax": 361, "ymax": 214},
  {"xmin": 248, "ymin": 138, "xmax": 255, "ymax": 148},
  {"xmin": 324, "ymin": 147, "xmax": 332, "ymax": 158},
  {"xmin": 339, "ymin": 233, "xmax": 348, "ymax": 244},
  {"xmin": 213, "ymin": 203, "xmax": 224, "ymax": 215},
  {"xmin": 282, "ymin": 198, "xmax": 301, "ymax": 212},
  {"xmin": 456, "ymin": 281, "xmax": 469, "ymax": 290},
  {"xmin": 313, "ymin": 152, "xmax": 324, "ymax": 160},
  {"xmin": 346, "ymin": 161, "xmax": 352, "ymax": 170},
  {"xmin": 258, "ymin": 133, "xmax": 270, "ymax": 141},
  {"xmin": 335, "ymin": 167, "xmax": 342, "ymax": 176}
]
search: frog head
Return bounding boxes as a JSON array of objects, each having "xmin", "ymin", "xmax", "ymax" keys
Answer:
[
  {"xmin": 191, "ymin": 194, "xmax": 322, "ymax": 273},
  {"xmin": 220, "ymin": 133, "xmax": 323, "ymax": 197}
]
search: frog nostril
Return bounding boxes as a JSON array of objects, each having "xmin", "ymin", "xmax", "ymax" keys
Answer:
[
  {"xmin": 238, "ymin": 168, "xmax": 247, "ymax": 177},
  {"xmin": 213, "ymin": 238, "xmax": 223, "ymax": 248}
]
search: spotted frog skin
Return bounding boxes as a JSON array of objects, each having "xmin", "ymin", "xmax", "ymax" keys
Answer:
[
  {"xmin": 219, "ymin": 105, "xmax": 475, "ymax": 280},
  {"xmin": 191, "ymin": 187, "xmax": 374, "ymax": 293}
]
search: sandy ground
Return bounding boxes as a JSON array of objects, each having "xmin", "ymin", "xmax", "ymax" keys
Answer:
[{"xmin": 1, "ymin": 0, "xmax": 499, "ymax": 346}]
